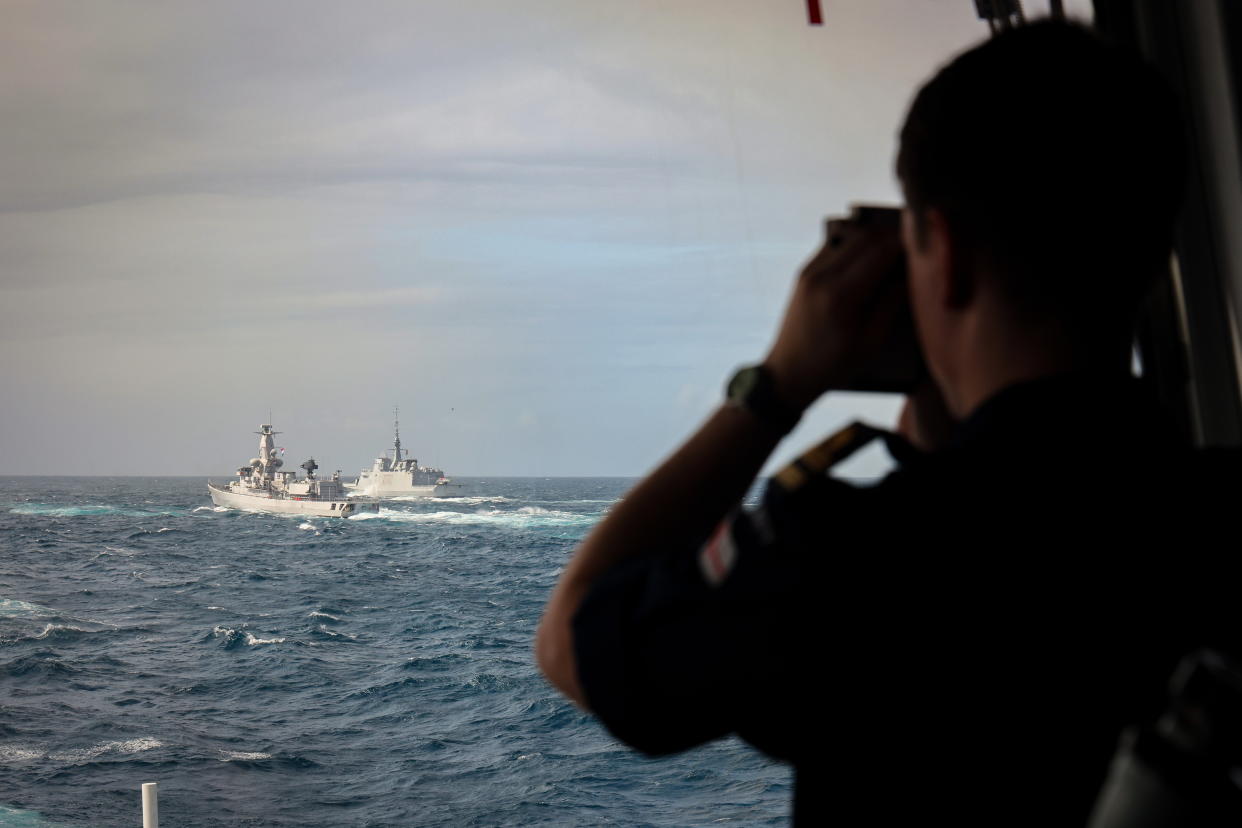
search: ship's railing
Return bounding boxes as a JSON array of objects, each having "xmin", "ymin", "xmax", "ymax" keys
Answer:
[{"xmin": 142, "ymin": 782, "xmax": 158, "ymax": 827}]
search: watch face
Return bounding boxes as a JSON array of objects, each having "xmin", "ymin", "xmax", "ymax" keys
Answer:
[
  {"xmin": 728, "ymin": 366, "xmax": 761, "ymax": 401},
  {"xmin": 726, "ymin": 364, "xmax": 798, "ymax": 432}
]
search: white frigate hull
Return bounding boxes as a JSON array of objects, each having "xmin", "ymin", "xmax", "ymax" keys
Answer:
[{"xmin": 208, "ymin": 483, "xmax": 378, "ymax": 517}]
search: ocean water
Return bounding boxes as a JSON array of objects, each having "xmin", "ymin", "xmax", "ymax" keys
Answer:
[{"xmin": 0, "ymin": 477, "xmax": 789, "ymax": 827}]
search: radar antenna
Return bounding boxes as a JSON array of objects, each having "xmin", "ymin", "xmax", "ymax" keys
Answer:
[{"xmin": 393, "ymin": 406, "xmax": 403, "ymax": 463}]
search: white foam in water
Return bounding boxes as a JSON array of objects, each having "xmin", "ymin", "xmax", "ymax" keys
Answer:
[
  {"xmin": 393, "ymin": 495, "xmax": 514, "ymax": 505},
  {"xmin": 34, "ymin": 623, "xmax": 87, "ymax": 640},
  {"xmin": 100, "ymin": 545, "xmax": 136, "ymax": 556},
  {"xmin": 213, "ymin": 626, "xmax": 285, "ymax": 646},
  {"xmin": 9, "ymin": 504, "xmax": 179, "ymax": 518},
  {"xmin": 316, "ymin": 626, "xmax": 357, "ymax": 641},
  {"xmin": 0, "ymin": 746, "xmax": 44, "ymax": 762},
  {"xmin": 220, "ymin": 750, "xmax": 273, "ymax": 761},
  {"xmin": 0, "ymin": 598, "xmax": 52, "ymax": 617},
  {"xmin": 308, "ymin": 611, "xmax": 340, "ymax": 621},
  {"xmin": 0, "ymin": 804, "xmax": 56, "ymax": 825},
  {"xmin": 10, "ymin": 504, "xmax": 111, "ymax": 517},
  {"xmin": 50, "ymin": 738, "xmax": 163, "ymax": 763},
  {"xmin": 366, "ymin": 507, "xmax": 596, "ymax": 528}
]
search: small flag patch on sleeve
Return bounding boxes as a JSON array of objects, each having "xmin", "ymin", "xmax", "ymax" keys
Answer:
[{"xmin": 698, "ymin": 518, "xmax": 738, "ymax": 587}]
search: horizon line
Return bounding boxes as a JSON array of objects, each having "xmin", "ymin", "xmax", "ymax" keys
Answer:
[{"xmin": 0, "ymin": 473, "xmax": 648, "ymax": 480}]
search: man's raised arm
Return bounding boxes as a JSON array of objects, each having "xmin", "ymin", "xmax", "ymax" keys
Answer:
[{"xmin": 534, "ymin": 217, "xmax": 906, "ymax": 707}]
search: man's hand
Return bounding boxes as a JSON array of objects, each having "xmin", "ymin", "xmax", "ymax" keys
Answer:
[{"xmin": 764, "ymin": 214, "xmax": 907, "ymax": 411}]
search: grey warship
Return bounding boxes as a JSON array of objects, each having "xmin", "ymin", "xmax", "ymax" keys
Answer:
[
  {"xmin": 348, "ymin": 410, "xmax": 455, "ymax": 498},
  {"xmin": 209, "ymin": 424, "xmax": 380, "ymax": 517}
]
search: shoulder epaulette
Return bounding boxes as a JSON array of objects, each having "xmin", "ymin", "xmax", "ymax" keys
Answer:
[{"xmin": 773, "ymin": 421, "xmax": 885, "ymax": 493}]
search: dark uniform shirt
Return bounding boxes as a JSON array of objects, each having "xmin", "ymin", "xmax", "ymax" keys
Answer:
[{"xmin": 572, "ymin": 373, "xmax": 1242, "ymax": 825}]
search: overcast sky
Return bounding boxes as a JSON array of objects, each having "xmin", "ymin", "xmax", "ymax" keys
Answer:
[{"xmin": 1, "ymin": 0, "xmax": 1090, "ymax": 476}]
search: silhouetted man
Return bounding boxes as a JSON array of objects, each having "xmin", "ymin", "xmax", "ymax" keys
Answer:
[{"xmin": 537, "ymin": 20, "xmax": 1236, "ymax": 825}]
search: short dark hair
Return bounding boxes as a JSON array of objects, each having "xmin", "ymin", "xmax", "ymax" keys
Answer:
[{"xmin": 896, "ymin": 20, "xmax": 1184, "ymax": 330}]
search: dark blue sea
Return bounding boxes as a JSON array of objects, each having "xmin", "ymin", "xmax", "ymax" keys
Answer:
[{"xmin": 0, "ymin": 477, "xmax": 788, "ymax": 827}]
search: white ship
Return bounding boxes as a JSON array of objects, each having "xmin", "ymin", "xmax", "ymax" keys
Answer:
[
  {"xmin": 208, "ymin": 424, "xmax": 380, "ymax": 517},
  {"xmin": 348, "ymin": 411, "xmax": 456, "ymax": 498}
]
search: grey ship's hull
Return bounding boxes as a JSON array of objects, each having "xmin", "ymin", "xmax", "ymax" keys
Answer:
[
  {"xmin": 208, "ymin": 483, "xmax": 378, "ymax": 517},
  {"xmin": 346, "ymin": 471, "xmax": 455, "ymax": 498}
]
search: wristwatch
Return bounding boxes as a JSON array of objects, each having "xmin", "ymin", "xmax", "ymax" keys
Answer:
[{"xmin": 725, "ymin": 364, "xmax": 802, "ymax": 434}]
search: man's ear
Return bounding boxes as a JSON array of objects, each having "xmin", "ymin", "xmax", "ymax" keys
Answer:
[{"xmin": 922, "ymin": 209, "xmax": 973, "ymax": 310}]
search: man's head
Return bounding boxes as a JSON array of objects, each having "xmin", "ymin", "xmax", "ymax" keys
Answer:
[{"xmin": 895, "ymin": 20, "xmax": 1184, "ymax": 412}]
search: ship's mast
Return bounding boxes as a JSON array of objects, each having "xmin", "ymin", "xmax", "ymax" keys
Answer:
[
  {"xmin": 256, "ymin": 423, "xmax": 282, "ymax": 478},
  {"xmin": 393, "ymin": 407, "xmax": 403, "ymax": 463}
]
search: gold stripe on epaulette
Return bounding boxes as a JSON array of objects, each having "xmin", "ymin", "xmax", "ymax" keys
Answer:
[
  {"xmin": 773, "ymin": 421, "xmax": 882, "ymax": 493},
  {"xmin": 775, "ymin": 462, "xmax": 808, "ymax": 491}
]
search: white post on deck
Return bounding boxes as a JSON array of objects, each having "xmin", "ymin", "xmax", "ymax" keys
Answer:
[{"xmin": 141, "ymin": 782, "xmax": 158, "ymax": 828}]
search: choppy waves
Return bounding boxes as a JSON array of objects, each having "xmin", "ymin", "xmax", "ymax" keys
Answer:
[
  {"xmin": 0, "ymin": 476, "xmax": 789, "ymax": 827},
  {"xmin": 0, "ymin": 598, "xmax": 119, "ymax": 647},
  {"xmin": 0, "ymin": 739, "xmax": 164, "ymax": 766},
  {"xmin": 9, "ymin": 504, "xmax": 180, "ymax": 518},
  {"xmin": 210, "ymin": 625, "xmax": 287, "ymax": 648}
]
